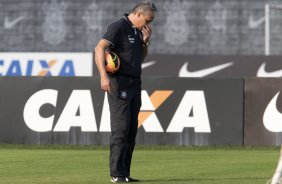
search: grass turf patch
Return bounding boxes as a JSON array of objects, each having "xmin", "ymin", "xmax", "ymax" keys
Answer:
[{"xmin": 0, "ymin": 145, "xmax": 279, "ymax": 184}]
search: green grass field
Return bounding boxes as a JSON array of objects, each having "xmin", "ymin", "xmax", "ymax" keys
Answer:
[{"xmin": 0, "ymin": 145, "xmax": 280, "ymax": 184}]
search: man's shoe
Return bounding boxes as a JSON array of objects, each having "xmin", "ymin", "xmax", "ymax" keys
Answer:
[
  {"xmin": 126, "ymin": 177, "xmax": 140, "ymax": 182},
  {"xmin": 110, "ymin": 177, "xmax": 140, "ymax": 183},
  {"xmin": 111, "ymin": 177, "xmax": 128, "ymax": 183}
]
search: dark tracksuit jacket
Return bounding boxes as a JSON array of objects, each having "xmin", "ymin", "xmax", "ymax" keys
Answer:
[{"xmin": 102, "ymin": 14, "xmax": 144, "ymax": 177}]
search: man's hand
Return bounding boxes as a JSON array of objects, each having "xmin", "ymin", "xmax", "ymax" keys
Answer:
[
  {"xmin": 101, "ymin": 75, "xmax": 110, "ymax": 92},
  {"xmin": 141, "ymin": 25, "xmax": 152, "ymax": 44}
]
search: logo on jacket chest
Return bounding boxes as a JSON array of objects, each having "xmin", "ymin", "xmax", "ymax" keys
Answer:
[{"xmin": 128, "ymin": 35, "xmax": 135, "ymax": 43}]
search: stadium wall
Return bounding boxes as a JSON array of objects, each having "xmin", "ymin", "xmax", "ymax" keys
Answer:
[{"xmin": 1, "ymin": 0, "xmax": 282, "ymax": 55}]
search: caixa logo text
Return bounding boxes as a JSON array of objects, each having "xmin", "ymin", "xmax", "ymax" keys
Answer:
[
  {"xmin": 23, "ymin": 89, "xmax": 211, "ymax": 133},
  {"xmin": 0, "ymin": 59, "xmax": 75, "ymax": 76}
]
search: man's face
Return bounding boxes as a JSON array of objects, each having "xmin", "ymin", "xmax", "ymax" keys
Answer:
[{"xmin": 135, "ymin": 11, "xmax": 155, "ymax": 29}]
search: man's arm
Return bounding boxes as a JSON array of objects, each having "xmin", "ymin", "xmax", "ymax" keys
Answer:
[
  {"xmin": 142, "ymin": 44, "xmax": 148, "ymax": 62},
  {"xmin": 94, "ymin": 39, "xmax": 111, "ymax": 92}
]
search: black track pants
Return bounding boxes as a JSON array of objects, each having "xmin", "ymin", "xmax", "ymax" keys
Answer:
[{"xmin": 107, "ymin": 75, "xmax": 141, "ymax": 177}]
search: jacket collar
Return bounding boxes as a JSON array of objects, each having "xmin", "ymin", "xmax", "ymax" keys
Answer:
[{"xmin": 123, "ymin": 13, "xmax": 134, "ymax": 27}]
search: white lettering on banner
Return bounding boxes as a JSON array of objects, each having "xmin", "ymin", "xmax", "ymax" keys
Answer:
[
  {"xmin": 23, "ymin": 90, "xmax": 211, "ymax": 133},
  {"xmin": 24, "ymin": 90, "xmax": 97, "ymax": 132},
  {"xmin": 139, "ymin": 91, "xmax": 164, "ymax": 132},
  {"xmin": 166, "ymin": 91, "xmax": 211, "ymax": 132},
  {"xmin": 53, "ymin": 90, "xmax": 97, "ymax": 132},
  {"xmin": 263, "ymin": 92, "xmax": 282, "ymax": 132},
  {"xmin": 99, "ymin": 94, "xmax": 111, "ymax": 132},
  {"xmin": 23, "ymin": 89, "xmax": 57, "ymax": 132}
]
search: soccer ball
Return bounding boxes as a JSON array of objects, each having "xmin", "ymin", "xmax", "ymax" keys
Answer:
[{"xmin": 105, "ymin": 52, "xmax": 120, "ymax": 74}]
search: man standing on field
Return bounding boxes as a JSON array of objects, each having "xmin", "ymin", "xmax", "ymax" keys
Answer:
[{"xmin": 94, "ymin": 1, "xmax": 157, "ymax": 183}]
